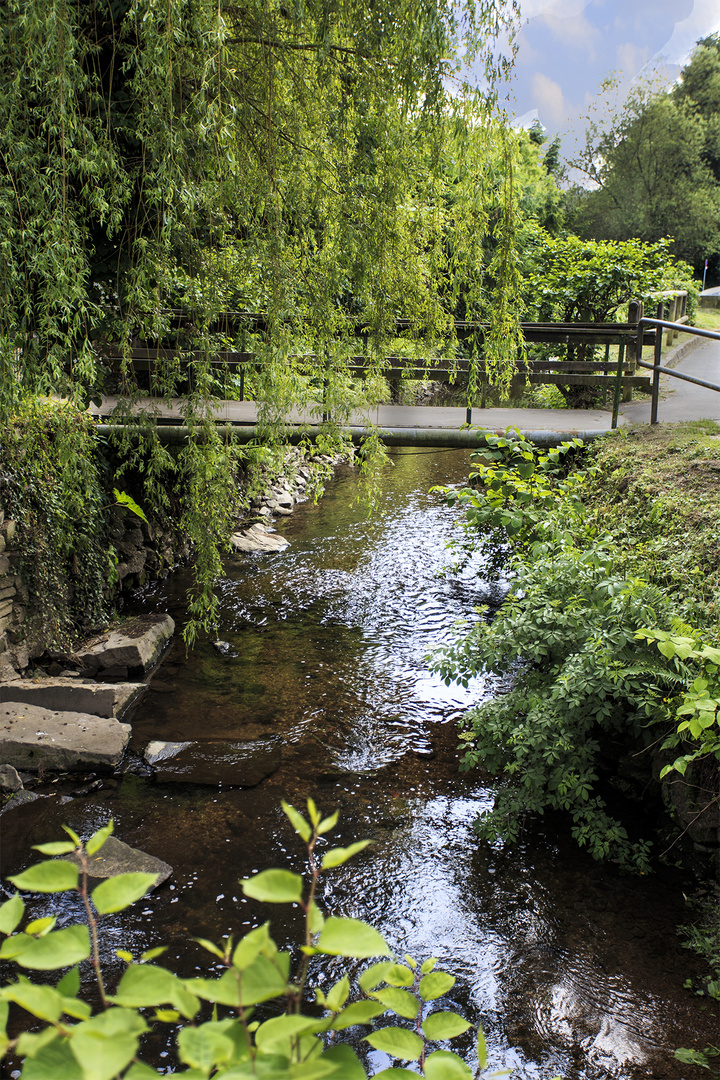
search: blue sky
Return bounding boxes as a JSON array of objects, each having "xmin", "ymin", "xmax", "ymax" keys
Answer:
[{"xmin": 478, "ymin": 0, "xmax": 720, "ymax": 160}]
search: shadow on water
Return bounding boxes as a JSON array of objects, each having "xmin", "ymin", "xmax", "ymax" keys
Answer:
[{"xmin": 1, "ymin": 448, "xmax": 717, "ymax": 1078}]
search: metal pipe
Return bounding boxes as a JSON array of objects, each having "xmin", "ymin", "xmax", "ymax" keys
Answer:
[
  {"xmin": 95, "ymin": 423, "xmax": 610, "ymax": 449},
  {"xmin": 636, "ymin": 360, "xmax": 720, "ymax": 394}
]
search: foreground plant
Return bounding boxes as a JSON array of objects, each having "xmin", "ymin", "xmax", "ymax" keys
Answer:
[{"xmin": 0, "ymin": 803, "xmax": 509, "ymax": 1079}]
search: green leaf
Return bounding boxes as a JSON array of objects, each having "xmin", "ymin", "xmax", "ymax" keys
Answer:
[
  {"xmin": 8, "ymin": 860, "xmax": 79, "ymax": 894},
  {"xmin": 91, "ymin": 872, "xmax": 158, "ymax": 914},
  {"xmin": 309, "ymin": 900, "xmax": 325, "ymax": 934},
  {"xmin": 16, "ymin": 1026, "xmax": 61, "ymax": 1059},
  {"xmin": 477, "ymin": 1024, "xmax": 487, "ymax": 1071},
  {"xmin": 70, "ymin": 1008, "xmax": 148, "ymax": 1080},
  {"xmin": 57, "ymin": 966, "xmax": 80, "ymax": 997},
  {"xmin": 242, "ymin": 869, "xmax": 303, "ymax": 904},
  {"xmin": 111, "ymin": 963, "xmax": 199, "ymax": 1019},
  {"xmin": 233, "ymin": 923, "xmax": 272, "ymax": 970},
  {"xmin": 178, "ymin": 1024, "xmax": 235, "ymax": 1071},
  {"xmin": 371, "ymin": 1071, "xmax": 419, "ymax": 1079},
  {"xmin": 370, "ymin": 987, "xmax": 419, "ymax": 1020},
  {"xmin": 318, "ymin": 1044, "xmax": 367, "ymax": 1079},
  {"xmin": 0, "ymin": 980, "xmax": 64, "ymax": 1023},
  {"xmin": 422, "ymin": 1011, "xmax": 472, "ymax": 1040},
  {"xmin": 420, "ymin": 958, "xmax": 438, "ymax": 975},
  {"xmin": 317, "ymin": 812, "xmax": 339, "ymax": 835},
  {"xmin": 114, "ymin": 489, "xmax": 148, "ymax": 523},
  {"xmin": 86, "ymin": 821, "xmax": 114, "ymax": 857},
  {"xmin": 331, "ymin": 1000, "xmax": 386, "ymax": 1030},
  {"xmin": 423, "ymin": 1050, "xmax": 473, "ymax": 1079},
  {"xmin": 315, "ymin": 917, "xmax": 391, "ymax": 959},
  {"xmin": 255, "ymin": 1015, "xmax": 328, "ymax": 1054},
  {"xmin": 357, "ymin": 961, "xmax": 393, "ymax": 992},
  {"xmin": 0, "ymin": 893, "xmax": 25, "ymax": 934},
  {"xmin": 31, "ymin": 842, "xmax": 78, "ymax": 856},
  {"xmin": 324, "ymin": 975, "xmax": 350, "ymax": 1012},
  {"xmin": 321, "ymin": 841, "xmax": 372, "ymax": 869},
  {"xmin": 62, "ymin": 826, "xmax": 81, "ymax": 847},
  {"xmin": 188, "ymin": 953, "xmax": 290, "ymax": 1006},
  {"xmin": 282, "ymin": 800, "xmax": 311, "ymax": 842},
  {"xmin": 17, "ymin": 1035, "xmax": 81, "ymax": 1079},
  {"xmin": 1, "ymin": 925, "xmax": 90, "ymax": 970},
  {"xmin": 25, "ymin": 917, "xmax": 57, "ymax": 936},
  {"xmin": 124, "ymin": 1065, "xmax": 161, "ymax": 1080},
  {"xmin": 382, "ymin": 964, "xmax": 415, "ymax": 987},
  {"xmin": 363, "ymin": 1026, "xmax": 423, "ymax": 1061},
  {"xmin": 419, "ymin": 971, "xmax": 455, "ymax": 1001}
]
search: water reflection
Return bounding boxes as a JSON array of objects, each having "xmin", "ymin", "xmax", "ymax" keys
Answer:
[{"xmin": 1, "ymin": 449, "xmax": 715, "ymax": 1078}]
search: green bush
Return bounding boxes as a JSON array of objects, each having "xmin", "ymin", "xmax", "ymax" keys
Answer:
[{"xmin": 0, "ymin": 804, "xmax": 517, "ymax": 1080}]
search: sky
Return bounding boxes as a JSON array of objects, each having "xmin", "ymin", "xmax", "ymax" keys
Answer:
[{"xmin": 478, "ymin": 0, "xmax": 720, "ymax": 164}]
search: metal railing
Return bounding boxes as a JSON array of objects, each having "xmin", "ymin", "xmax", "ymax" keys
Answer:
[{"xmin": 635, "ymin": 318, "xmax": 720, "ymax": 425}]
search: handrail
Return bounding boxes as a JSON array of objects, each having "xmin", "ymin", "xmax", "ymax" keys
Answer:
[{"xmin": 637, "ymin": 317, "xmax": 720, "ymax": 424}]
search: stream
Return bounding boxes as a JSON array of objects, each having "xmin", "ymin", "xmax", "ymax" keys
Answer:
[{"xmin": 2, "ymin": 447, "xmax": 717, "ymax": 1078}]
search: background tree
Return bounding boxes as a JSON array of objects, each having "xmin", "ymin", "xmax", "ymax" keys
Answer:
[{"xmin": 568, "ymin": 37, "xmax": 720, "ymax": 280}]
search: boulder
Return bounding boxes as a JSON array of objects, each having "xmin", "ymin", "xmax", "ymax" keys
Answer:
[
  {"xmin": 0, "ymin": 703, "xmax": 131, "ymax": 771},
  {"xmin": 64, "ymin": 834, "xmax": 172, "ymax": 887},
  {"xmin": 230, "ymin": 524, "xmax": 290, "ymax": 553},
  {"xmin": 0, "ymin": 678, "xmax": 145, "ymax": 719},
  {"xmin": 74, "ymin": 614, "xmax": 174, "ymax": 675}
]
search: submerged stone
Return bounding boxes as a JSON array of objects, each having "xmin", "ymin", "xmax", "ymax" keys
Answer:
[
  {"xmin": 148, "ymin": 738, "xmax": 281, "ymax": 786},
  {"xmin": 64, "ymin": 834, "xmax": 172, "ymax": 887},
  {"xmin": 74, "ymin": 614, "xmax": 175, "ymax": 676},
  {"xmin": 0, "ymin": 678, "xmax": 146, "ymax": 719}
]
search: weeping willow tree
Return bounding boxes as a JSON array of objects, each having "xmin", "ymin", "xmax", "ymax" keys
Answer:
[{"xmin": 0, "ymin": 0, "xmax": 522, "ymax": 641}]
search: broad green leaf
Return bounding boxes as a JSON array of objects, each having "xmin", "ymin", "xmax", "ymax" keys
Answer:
[
  {"xmin": 70, "ymin": 1008, "xmax": 148, "ymax": 1080},
  {"xmin": 86, "ymin": 821, "xmax": 114, "ymax": 857},
  {"xmin": 17, "ymin": 1035, "xmax": 81, "ymax": 1079},
  {"xmin": 324, "ymin": 975, "xmax": 350, "ymax": 1012},
  {"xmin": 306, "ymin": 798, "xmax": 321, "ymax": 827},
  {"xmin": 318, "ymin": 1044, "xmax": 366, "ymax": 1079},
  {"xmin": 113, "ymin": 489, "xmax": 148, "ymax": 523},
  {"xmin": 111, "ymin": 963, "xmax": 199, "ymax": 1019},
  {"xmin": 331, "ymin": 1000, "xmax": 386, "ymax": 1029},
  {"xmin": 232, "ymin": 922, "xmax": 272, "ymax": 970},
  {"xmin": 141, "ymin": 946, "xmax": 168, "ymax": 962},
  {"xmin": 321, "ymin": 841, "xmax": 372, "ymax": 870},
  {"xmin": 419, "ymin": 971, "xmax": 455, "ymax": 1001},
  {"xmin": 193, "ymin": 937, "xmax": 225, "ymax": 959},
  {"xmin": 25, "ymin": 917, "xmax": 57, "ymax": 937},
  {"xmin": 56, "ymin": 963, "xmax": 79, "ymax": 993},
  {"xmin": 124, "ymin": 1065, "xmax": 161, "ymax": 1080},
  {"xmin": 316, "ymin": 917, "xmax": 390, "ymax": 959},
  {"xmin": 357, "ymin": 961, "xmax": 393, "ymax": 992},
  {"xmin": 370, "ymin": 987, "xmax": 419, "ymax": 1020},
  {"xmin": 309, "ymin": 900, "xmax": 325, "ymax": 934},
  {"xmin": 372, "ymin": 1071, "xmax": 419, "ymax": 1079},
  {"xmin": 178, "ymin": 1024, "xmax": 235, "ymax": 1071},
  {"xmin": 2, "ymin": 925, "xmax": 90, "ymax": 970},
  {"xmin": 382, "ymin": 964, "xmax": 415, "ymax": 987},
  {"xmin": 363, "ymin": 1026, "xmax": 423, "ymax": 1061},
  {"xmin": 62, "ymin": 826, "xmax": 81, "ymax": 847},
  {"xmin": 422, "ymin": 1011, "xmax": 472, "ymax": 1040},
  {"xmin": 0, "ymin": 981, "xmax": 64, "ymax": 1023},
  {"xmin": 242, "ymin": 869, "xmax": 303, "ymax": 904},
  {"xmin": 281, "ymin": 800, "xmax": 311, "ymax": 842},
  {"xmin": 31, "ymin": 842, "xmax": 77, "ymax": 856},
  {"xmin": 0, "ymin": 893, "xmax": 25, "ymax": 934},
  {"xmin": 255, "ymin": 1015, "xmax": 328, "ymax": 1054},
  {"xmin": 16, "ymin": 1027, "xmax": 61, "ymax": 1059},
  {"xmin": 317, "ymin": 812, "xmax": 339, "ymax": 835},
  {"xmin": 91, "ymin": 872, "xmax": 158, "ymax": 914},
  {"xmin": 8, "ymin": 861, "xmax": 79, "ymax": 894},
  {"xmin": 420, "ymin": 957, "xmax": 438, "ymax": 975},
  {"xmin": 423, "ymin": 1050, "xmax": 473, "ymax": 1079},
  {"xmin": 188, "ymin": 953, "xmax": 289, "ymax": 1006}
]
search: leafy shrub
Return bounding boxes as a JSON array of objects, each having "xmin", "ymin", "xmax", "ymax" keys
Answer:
[{"xmin": 0, "ymin": 804, "xmax": 513, "ymax": 1079}]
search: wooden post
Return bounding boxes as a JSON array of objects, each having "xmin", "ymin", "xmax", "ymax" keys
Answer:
[
  {"xmin": 611, "ymin": 339, "xmax": 625, "ymax": 429},
  {"xmin": 626, "ymin": 299, "xmax": 643, "ymax": 403}
]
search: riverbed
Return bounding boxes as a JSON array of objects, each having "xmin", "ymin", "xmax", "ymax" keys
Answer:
[{"xmin": 2, "ymin": 447, "xmax": 717, "ymax": 1078}]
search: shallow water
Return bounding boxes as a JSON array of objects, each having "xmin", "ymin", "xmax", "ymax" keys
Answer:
[{"xmin": 2, "ymin": 448, "xmax": 717, "ymax": 1078}]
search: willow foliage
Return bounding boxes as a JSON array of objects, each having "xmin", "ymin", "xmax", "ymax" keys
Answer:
[{"xmin": 1, "ymin": 0, "xmax": 523, "ymax": 639}]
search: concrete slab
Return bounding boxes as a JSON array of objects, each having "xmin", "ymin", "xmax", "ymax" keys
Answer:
[
  {"xmin": 74, "ymin": 614, "xmax": 175, "ymax": 675},
  {"xmin": 0, "ymin": 703, "xmax": 131, "ymax": 772},
  {"xmin": 0, "ymin": 678, "xmax": 146, "ymax": 719}
]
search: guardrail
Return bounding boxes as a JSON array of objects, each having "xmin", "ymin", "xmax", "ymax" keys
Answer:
[{"xmin": 635, "ymin": 318, "xmax": 720, "ymax": 424}]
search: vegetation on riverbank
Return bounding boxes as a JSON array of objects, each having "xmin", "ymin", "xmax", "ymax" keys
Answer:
[{"xmin": 433, "ymin": 421, "xmax": 720, "ymax": 872}]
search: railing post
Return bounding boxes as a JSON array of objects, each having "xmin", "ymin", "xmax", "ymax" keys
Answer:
[
  {"xmin": 651, "ymin": 303, "xmax": 663, "ymax": 425},
  {"xmin": 611, "ymin": 339, "xmax": 625, "ymax": 428}
]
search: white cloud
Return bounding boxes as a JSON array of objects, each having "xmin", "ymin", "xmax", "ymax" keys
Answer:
[
  {"xmin": 655, "ymin": 0, "xmax": 720, "ymax": 65},
  {"xmin": 531, "ymin": 72, "xmax": 567, "ymax": 126},
  {"xmin": 615, "ymin": 42, "xmax": 652, "ymax": 75},
  {"xmin": 518, "ymin": 0, "xmax": 589, "ymax": 19}
]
